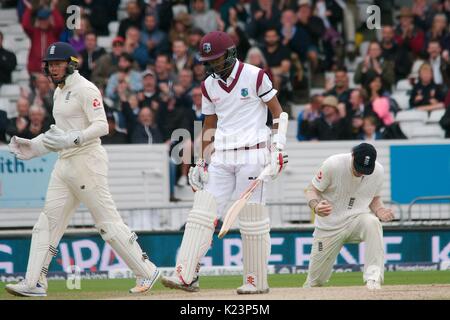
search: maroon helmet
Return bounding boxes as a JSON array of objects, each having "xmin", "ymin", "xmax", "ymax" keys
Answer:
[{"xmin": 198, "ymin": 31, "xmax": 237, "ymax": 78}]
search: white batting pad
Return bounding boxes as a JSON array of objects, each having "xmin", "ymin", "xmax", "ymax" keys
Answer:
[
  {"xmin": 239, "ymin": 203, "xmax": 271, "ymax": 291},
  {"xmin": 176, "ymin": 190, "xmax": 217, "ymax": 284},
  {"xmin": 97, "ymin": 221, "xmax": 156, "ymax": 278},
  {"xmin": 25, "ymin": 213, "xmax": 55, "ymax": 288}
]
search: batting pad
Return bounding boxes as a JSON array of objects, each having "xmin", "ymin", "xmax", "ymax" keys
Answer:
[
  {"xmin": 239, "ymin": 204, "xmax": 271, "ymax": 291},
  {"xmin": 176, "ymin": 190, "xmax": 217, "ymax": 284},
  {"xmin": 25, "ymin": 213, "xmax": 55, "ymax": 288},
  {"xmin": 97, "ymin": 221, "xmax": 157, "ymax": 278}
]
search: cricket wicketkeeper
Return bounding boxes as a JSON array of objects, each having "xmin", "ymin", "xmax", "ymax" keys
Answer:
[{"xmin": 6, "ymin": 42, "xmax": 160, "ymax": 297}]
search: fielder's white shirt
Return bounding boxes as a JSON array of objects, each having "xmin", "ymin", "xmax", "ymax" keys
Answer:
[
  {"xmin": 52, "ymin": 70, "xmax": 107, "ymax": 158},
  {"xmin": 311, "ymin": 153, "xmax": 384, "ymax": 232},
  {"xmin": 201, "ymin": 61, "xmax": 277, "ymax": 150}
]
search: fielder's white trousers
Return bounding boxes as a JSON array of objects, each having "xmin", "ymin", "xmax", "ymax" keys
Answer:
[
  {"xmin": 43, "ymin": 147, "xmax": 122, "ymax": 247},
  {"xmin": 305, "ymin": 213, "xmax": 385, "ymax": 287},
  {"xmin": 204, "ymin": 148, "xmax": 270, "ymax": 216}
]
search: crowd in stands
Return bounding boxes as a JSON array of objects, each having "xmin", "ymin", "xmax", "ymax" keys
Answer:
[{"xmin": 1, "ymin": 0, "xmax": 450, "ymax": 199}]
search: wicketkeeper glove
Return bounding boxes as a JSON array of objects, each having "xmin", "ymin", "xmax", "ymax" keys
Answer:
[
  {"xmin": 43, "ymin": 125, "xmax": 84, "ymax": 151},
  {"xmin": 188, "ymin": 158, "xmax": 209, "ymax": 191},
  {"xmin": 8, "ymin": 134, "xmax": 51, "ymax": 160}
]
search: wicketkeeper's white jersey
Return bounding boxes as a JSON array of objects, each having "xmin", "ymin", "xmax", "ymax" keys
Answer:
[
  {"xmin": 311, "ymin": 153, "xmax": 384, "ymax": 232},
  {"xmin": 52, "ymin": 70, "xmax": 107, "ymax": 158},
  {"xmin": 201, "ymin": 61, "xmax": 277, "ymax": 150}
]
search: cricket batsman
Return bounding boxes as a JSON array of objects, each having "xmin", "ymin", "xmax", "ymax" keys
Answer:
[
  {"xmin": 161, "ymin": 31, "xmax": 288, "ymax": 294},
  {"xmin": 304, "ymin": 143, "xmax": 395, "ymax": 290},
  {"xmin": 5, "ymin": 42, "xmax": 160, "ymax": 297}
]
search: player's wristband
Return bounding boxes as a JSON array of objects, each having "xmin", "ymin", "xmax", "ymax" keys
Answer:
[{"xmin": 308, "ymin": 199, "xmax": 320, "ymax": 213}]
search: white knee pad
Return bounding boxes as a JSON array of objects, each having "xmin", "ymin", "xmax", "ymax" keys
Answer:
[
  {"xmin": 239, "ymin": 203, "xmax": 271, "ymax": 291},
  {"xmin": 97, "ymin": 221, "xmax": 156, "ymax": 279},
  {"xmin": 176, "ymin": 190, "xmax": 217, "ymax": 285},
  {"xmin": 25, "ymin": 213, "xmax": 58, "ymax": 288}
]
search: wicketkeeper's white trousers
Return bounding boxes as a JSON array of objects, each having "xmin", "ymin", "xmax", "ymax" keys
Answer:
[
  {"xmin": 304, "ymin": 213, "xmax": 385, "ymax": 287},
  {"xmin": 204, "ymin": 148, "xmax": 270, "ymax": 216}
]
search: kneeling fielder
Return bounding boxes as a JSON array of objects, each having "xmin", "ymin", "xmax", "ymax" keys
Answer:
[
  {"xmin": 6, "ymin": 42, "xmax": 159, "ymax": 297},
  {"xmin": 304, "ymin": 143, "xmax": 394, "ymax": 290}
]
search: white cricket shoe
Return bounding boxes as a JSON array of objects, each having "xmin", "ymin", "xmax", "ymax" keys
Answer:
[
  {"xmin": 161, "ymin": 275, "xmax": 200, "ymax": 292},
  {"xmin": 5, "ymin": 280, "xmax": 47, "ymax": 297},
  {"xmin": 237, "ymin": 283, "xmax": 270, "ymax": 294},
  {"xmin": 129, "ymin": 268, "xmax": 161, "ymax": 294},
  {"xmin": 366, "ymin": 279, "xmax": 381, "ymax": 290}
]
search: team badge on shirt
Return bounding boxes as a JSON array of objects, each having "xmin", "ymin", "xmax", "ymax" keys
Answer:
[
  {"xmin": 241, "ymin": 88, "xmax": 248, "ymax": 97},
  {"xmin": 92, "ymin": 98, "xmax": 101, "ymax": 109}
]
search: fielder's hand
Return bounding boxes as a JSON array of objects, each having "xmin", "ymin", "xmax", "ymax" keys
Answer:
[
  {"xmin": 314, "ymin": 200, "xmax": 333, "ymax": 217},
  {"xmin": 269, "ymin": 146, "xmax": 288, "ymax": 180},
  {"xmin": 43, "ymin": 125, "xmax": 84, "ymax": 151},
  {"xmin": 8, "ymin": 134, "xmax": 51, "ymax": 160},
  {"xmin": 375, "ymin": 208, "xmax": 395, "ymax": 222},
  {"xmin": 188, "ymin": 158, "xmax": 209, "ymax": 191}
]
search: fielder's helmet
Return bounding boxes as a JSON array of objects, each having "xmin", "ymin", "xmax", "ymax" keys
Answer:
[
  {"xmin": 43, "ymin": 42, "xmax": 79, "ymax": 84},
  {"xmin": 198, "ymin": 31, "xmax": 237, "ymax": 78}
]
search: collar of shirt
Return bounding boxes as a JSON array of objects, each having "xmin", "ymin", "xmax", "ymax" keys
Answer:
[
  {"xmin": 218, "ymin": 60, "xmax": 240, "ymax": 86},
  {"xmin": 62, "ymin": 70, "xmax": 80, "ymax": 88}
]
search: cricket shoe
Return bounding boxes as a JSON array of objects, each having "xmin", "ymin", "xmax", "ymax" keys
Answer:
[
  {"xmin": 366, "ymin": 279, "xmax": 381, "ymax": 290},
  {"xmin": 129, "ymin": 268, "xmax": 161, "ymax": 294},
  {"xmin": 160, "ymin": 275, "xmax": 200, "ymax": 292},
  {"xmin": 5, "ymin": 280, "xmax": 47, "ymax": 297},
  {"xmin": 236, "ymin": 283, "xmax": 270, "ymax": 295}
]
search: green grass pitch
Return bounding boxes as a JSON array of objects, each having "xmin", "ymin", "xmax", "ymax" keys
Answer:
[{"xmin": 0, "ymin": 271, "xmax": 449, "ymax": 300}]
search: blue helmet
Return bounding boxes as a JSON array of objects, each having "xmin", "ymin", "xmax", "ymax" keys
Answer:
[{"xmin": 43, "ymin": 42, "xmax": 79, "ymax": 84}]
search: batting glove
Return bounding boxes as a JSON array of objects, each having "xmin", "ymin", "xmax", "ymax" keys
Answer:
[
  {"xmin": 43, "ymin": 125, "xmax": 84, "ymax": 151},
  {"xmin": 269, "ymin": 145, "xmax": 288, "ymax": 180},
  {"xmin": 188, "ymin": 158, "xmax": 209, "ymax": 191}
]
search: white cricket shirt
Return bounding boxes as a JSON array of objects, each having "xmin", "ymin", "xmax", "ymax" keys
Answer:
[
  {"xmin": 311, "ymin": 153, "xmax": 384, "ymax": 232},
  {"xmin": 52, "ymin": 71, "xmax": 107, "ymax": 158},
  {"xmin": 201, "ymin": 61, "xmax": 277, "ymax": 150}
]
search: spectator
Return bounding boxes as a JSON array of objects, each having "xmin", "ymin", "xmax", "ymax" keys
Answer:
[
  {"xmin": 22, "ymin": 105, "xmax": 50, "ymax": 139},
  {"xmin": 6, "ymin": 98, "xmax": 30, "ymax": 138},
  {"xmin": 21, "ymin": 3, "xmax": 64, "ymax": 74},
  {"xmin": 301, "ymin": 95, "xmax": 352, "ymax": 141},
  {"xmin": 28, "ymin": 73, "xmax": 54, "ymax": 122},
  {"xmin": 169, "ymin": 12, "xmax": 192, "ymax": 44},
  {"xmin": 325, "ymin": 68, "xmax": 352, "ymax": 104},
  {"xmin": 412, "ymin": 0, "xmax": 434, "ymax": 32},
  {"xmin": 124, "ymin": 26, "xmax": 149, "ymax": 70},
  {"xmin": 171, "ymin": 39, "xmax": 193, "ymax": 74},
  {"xmin": 0, "ymin": 109, "xmax": 7, "ymax": 144},
  {"xmin": 425, "ymin": 13, "xmax": 448, "ymax": 50},
  {"xmin": 427, "ymin": 40, "xmax": 450, "ymax": 87},
  {"xmin": 191, "ymin": 0, "xmax": 225, "ymax": 34},
  {"xmin": 178, "ymin": 68, "xmax": 194, "ymax": 98},
  {"xmin": 101, "ymin": 112, "xmax": 128, "ymax": 144},
  {"xmin": 394, "ymin": 7, "xmax": 425, "ymax": 58},
  {"xmin": 261, "ymin": 28, "xmax": 292, "ymax": 106},
  {"xmin": 381, "ymin": 25, "xmax": 413, "ymax": 82},
  {"xmin": 247, "ymin": 0, "xmax": 282, "ymax": 43},
  {"xmin": 0, "ymin": 31, "xmax": 17, "ymax": 86},
  {"xmin": 72, "ymin": 0, "xmax": 120, "ymax": 36},
  {"xmin": 91, "ymin": 36, "xmax": 133, "ymax": 89},
  {"xmin": 297, "ymin": 94, "xmax": 323, "ymax": 141},
  {"xmin": 138, "ymin": 69, "xmax": 159, "ymax": 108},
  {"xmin": 143, "ymin": 0, "xmax": 173, "ymax": 33},
  {"xmin": 141, "ymin": 13, "xmax": 170, "ymax": 63},
  {"xmin": 354, "ymin": 41, "xmax": 395, "ymax": 93},
  {"xmin": 154, "ymin": 54, "xmax": 176, "ymax": 90},
  {"xmin": 66, "ymin": 16, "xmax": 91, "ymax": 53},
  {"xmin": 227, "ymin": 4, "xmax": 248, "ymax": 31},
  {"xmin": 226, "ymin": 26, "xmax": 251, "ymax": 62},
  {"xmin": 187, "ymin": 28, "xmax": 205, "ymax": 57},
  {"xmin": 280, "ymin": 8, "xmax": 312, "ymax": 65},
  {"xmin": 192, "ymin": 58, "xmax": 206, "ymax": 86},
  {"xmin": 78, "ymin": 32, "xmax": 106, "ymax": 81},
  {"xmin": 131, "ymin": 107, "xmax": 163, "ymax": 144},
  {"xmin": 296, "ymin": 0, "xmax": 324, "ymax": 72},
  {"xmin": 245, "ymin": 46, "xmax": 273, "ymax": 80},
  {"xmin": 439, "ymin": 104, "xmax": 450, "ymax": 138},
  {"xmin": 366, "ymin": 75, "xmax": 395, "ymax": 128},
  {"xmin": 409, "ymin": 63, "xmax": 445, "ymax": 111},
  {"xmin": 105, "ymin": 53, "xmax": 143, "ymax": 104},
  {"xmin": 117, "ymin": 0, "xmax": 143, "ymax": 38},
  {"xmin": 358, "ymin": 116, "xmax": 382, "ymax": 141}
]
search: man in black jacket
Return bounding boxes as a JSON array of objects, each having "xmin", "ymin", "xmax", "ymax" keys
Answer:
[{"xmin": 0, "ymin": 31, "xmax": 17, "ymax": 86}]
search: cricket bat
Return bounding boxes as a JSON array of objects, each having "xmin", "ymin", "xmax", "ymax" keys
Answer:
[{"xmin": 218, "ymin": 112, "xmax": 289, "ymax": 239}]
